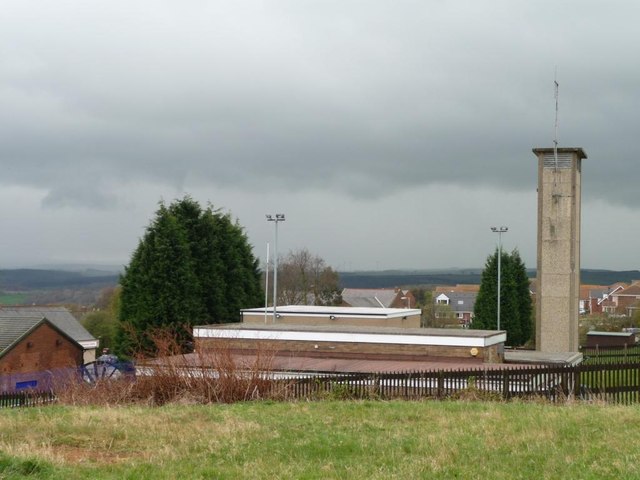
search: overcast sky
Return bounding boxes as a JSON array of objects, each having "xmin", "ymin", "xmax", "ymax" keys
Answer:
[{"xmin": 1, "ymin": 1, "xmax": 638, "ymax": 272}]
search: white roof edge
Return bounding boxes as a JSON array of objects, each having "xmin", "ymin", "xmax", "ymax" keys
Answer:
[
  {"xmin": 194, "ymin": 327, "xmax": 506, "ymax": 348},
  {"xmin": 241, "ymin": 307, "xmax": 422, "ymax": 319},
  {"xmin": 587, "ymin": 331, "xmax": 633, "ymax": 337},
  {"xmin": 79, "ymin": 339, "xmax": 100, "ymax": 349}
]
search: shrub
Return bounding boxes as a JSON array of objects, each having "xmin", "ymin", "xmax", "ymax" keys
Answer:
[{"xmin": 55, "ymin": 327, "xmax": 288, "ymax": 406}]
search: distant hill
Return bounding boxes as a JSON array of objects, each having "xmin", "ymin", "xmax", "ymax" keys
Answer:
[
  {"xmin": 2, "ymin": 266, "xmax": 637, "ymax": 304},
  {"xmin": 0, "ymin": 268, "xmax": 119, "ymax": 290},
  {"xmin": 339, "ymin": 269, "xmax": 640, "ymax": 289}
]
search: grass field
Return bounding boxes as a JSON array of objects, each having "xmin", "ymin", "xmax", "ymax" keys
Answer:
[
  {"xmin": 1, "ymin": 400, "xmax": 640, "ymax": 479},
  {"xmin": 0, "ymin": 292, "xmax": 28, "ymax": 305}
]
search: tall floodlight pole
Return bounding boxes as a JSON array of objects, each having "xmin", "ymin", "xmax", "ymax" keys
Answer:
[
  {"xmin": 491, "ymin": 226, "xmax": 508, "ymax": 331},
  {"xmin": 264, "ymin": 242, "xmax": 270, "ymax": 324},
  {"xmin": 266, "ymin": 214, "xmax": 285, "ymax": 323}
]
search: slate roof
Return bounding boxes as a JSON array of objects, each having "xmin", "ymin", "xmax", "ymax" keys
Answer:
[
  {"xmin": 341, "ymin": 288, "xmax": 399, "ymax": 308},
  {"xmin": 0, "ymin": 315, "xmax": 84, "ymax": 360},
  {"xmin": 0, "ymin": 316, "xmax": 43, "ymax": 356},
  {"xmin": 0, "ymin": 307, "xmax": 96, "ymax": 344},
  {"xmin": 589, "ymin": 289, "xmax": 607, "ymax": 299},
  {"xmin": 438, "ymin": 292, "xmax": 477, "ymax": 313}
]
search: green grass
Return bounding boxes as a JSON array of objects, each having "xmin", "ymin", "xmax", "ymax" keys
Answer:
[
  {"xmin": 0, "ymin": 293, "xmax": 28, "ymax": 305},
  {"xmin": 1, "ymin": 400, "xmax": 640, "ymax": 479}
]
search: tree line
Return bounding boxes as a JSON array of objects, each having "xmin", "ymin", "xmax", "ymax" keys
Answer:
[{"xmin": 80, "ymin": 196, "xmax": 536, "ymax": 355}]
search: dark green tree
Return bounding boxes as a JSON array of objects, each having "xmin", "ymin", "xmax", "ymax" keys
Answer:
[
  {"xmin": 116, "ymin": 197, "xmax": 262, "ymax": 355},
  {"xmin": 510, "ymin": 249, "xmax": 533, "ymax": 344},
  {"xmin": 472, "ymin": 248, "xmax": 532, "ymax": 346}
]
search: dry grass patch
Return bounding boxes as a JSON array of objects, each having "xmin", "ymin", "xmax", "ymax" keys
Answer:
[{"xmin": 0, "ymin": 405, "xmax": 261, "ymax": 468}]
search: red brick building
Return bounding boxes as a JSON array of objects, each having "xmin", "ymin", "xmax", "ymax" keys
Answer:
[{"xmin": 0, "ymin": 315, "xmax": 84, "ymax": 392}]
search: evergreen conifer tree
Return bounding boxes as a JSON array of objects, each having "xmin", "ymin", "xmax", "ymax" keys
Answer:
[
  {"xmin": 472, "ymin": 248, "xmax": 532, "ymax": 346},
  {"xmin": 511, "ymin": 249, "xmax": 533, "ymax": 345},
  {"xmin": 116, "ymin": 197, "xmax": 262, "ymax": 355}
]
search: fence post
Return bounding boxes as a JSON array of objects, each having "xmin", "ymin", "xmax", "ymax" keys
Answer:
[
  {"xmin": 502, "ymin": 370, "xmax": 510, "ymax": 399},
  {"xmin": 437, "ymin": 371, "xmax": 444, "ymax": 399},
  {"xmin": 573, "ymin": 366, "xmax": 581, "ymax": 399}
]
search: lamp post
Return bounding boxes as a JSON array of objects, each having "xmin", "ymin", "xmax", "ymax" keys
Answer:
[
  {"xmin": 264, "ymin": 242, "xmax": 269, "ymax": 324},
  {"xmin": 491, "ymin": 226, "xmax": 508, "ymax": 331},
  {"xmin": 266, "ymin": 214, "xmax": 285, "ymax": 323}
]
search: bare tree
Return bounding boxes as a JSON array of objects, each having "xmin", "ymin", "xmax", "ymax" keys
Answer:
[{"xmin": 275, "ymin": 248, "xmax": 341, "ymax": 306}]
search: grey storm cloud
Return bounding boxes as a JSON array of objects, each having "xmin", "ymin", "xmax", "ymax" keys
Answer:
[
  {"xmin": 2, "ymin": 0, "xmax": 640, "ymax": 209},
  {"xmin": 0, "ymin": 1, "xmax": 639, "ymax": 273}
]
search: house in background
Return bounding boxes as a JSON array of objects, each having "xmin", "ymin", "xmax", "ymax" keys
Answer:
[
  {"xmin": 0, "ymin": 315, "xmax": 84, "ymax": 392},
  {"xmin": 434, "ymin": 291, "xmax": 477, "ymax": 326},
  {"xmin": 0, "ymin": 306, "xmax": 98, "ymax": 362},
  {"xmin": 434, "ymin": 285, "xmax": 480, "ymax": 327},
  {"xmin": 598, "ymin": 283, "xmax": 630, "ymax": 315},
  {"xmin": 341, "ymin": 288, "xmax": 415, "ymax": 309},
  {"xmin": 608, "ymin": 281, "xmax": 640, "ymax": 316},
  {"xmin": 579, "ymin": 285, "xmax": 609, "ymax": 315}
]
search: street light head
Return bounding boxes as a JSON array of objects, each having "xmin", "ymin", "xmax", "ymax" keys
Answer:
[
  {"xmin": 276, "ymin": 213, "xmax": 285, "ymax": 220},
  {"xmin": 265, "ymin": 214, "xmax": 273, "ymax": 221}
]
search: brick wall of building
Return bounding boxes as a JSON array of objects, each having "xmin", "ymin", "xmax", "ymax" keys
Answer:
[
  {"xmin": 0, "ymin": 323, "xmax": 84, "ymax": 375},
  {"xmin": 196, "ymin": 337, "xmax": 502, "ymax": 363}
]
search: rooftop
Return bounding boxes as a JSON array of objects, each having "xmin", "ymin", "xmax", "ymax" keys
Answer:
[
  {"xmin": 148, "ymin": 352, "xmax": 515, "ymax": 374},
  {"xmin": 242, "ymin": 305, "xmax": 421, "ymax": 318},
  {"xmin": 0, "ymin": 316, "xmax": 43, "ymax": 355},
  {"xmin": 0, "ymin": 306, "xmax": 95, "ymax": 343},
  {"xmin": 532, "ymin": 147, "xmax": 588, "ymax": 159},
  {"xmin": 196, "ymin": 322, "xmax": 502, "ymax": 339},
  {"xmin": 587, "ymin": 331, "xmax": 634, "ymax": 337}
]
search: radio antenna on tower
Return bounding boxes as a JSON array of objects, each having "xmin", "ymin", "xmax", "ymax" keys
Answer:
[{"xmin": 553, "ymin": 68, "xmax": 559, "ymax": 173}]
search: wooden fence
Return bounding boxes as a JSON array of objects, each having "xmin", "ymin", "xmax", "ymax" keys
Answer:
[
  {"xmin": 284, "ymin": 362, "xmax": 640, "ymax": 404},
  {"xmin": 581, "ymin": 345, "xmax": 640, "ymax": 365},
  {"xmin": 0, "ymin": 390, "xmax": 56, "ymax": 409},
  {"xmin": 3, "ymin": 361, "xmax": 640, "ymax": 407}
]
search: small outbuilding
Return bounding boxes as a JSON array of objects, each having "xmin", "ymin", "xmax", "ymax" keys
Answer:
[
  {"xmin": 585, "ymin": 331, "xmax": 636, "ymax": 348},
  {"xmin": 0, "ymin": 315, "xmax": 85, "ymax": 392},
  {"xmin": 0, "ymin": 306, "xmax": 99, "ymax": 362}
]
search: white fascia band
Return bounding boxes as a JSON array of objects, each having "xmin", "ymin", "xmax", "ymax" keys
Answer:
[{"xmin": 194, "ymin": 328, "xmax": 506, "ymax": 348}]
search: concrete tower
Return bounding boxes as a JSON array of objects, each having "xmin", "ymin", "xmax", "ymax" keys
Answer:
[{"xmin": 533, "ymin": 147, "xmax": 587, "ymax": 353}]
